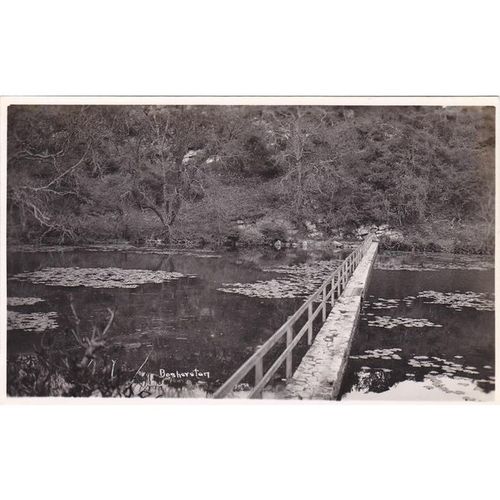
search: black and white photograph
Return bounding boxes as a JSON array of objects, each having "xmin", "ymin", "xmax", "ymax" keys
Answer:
[
  {"xmin": 2, "ymin": 98, "xmax": 496, "ymax": 401},
  {"xmin": 1, "ymin": 2, "xmax": 499, "ymax": 499}
]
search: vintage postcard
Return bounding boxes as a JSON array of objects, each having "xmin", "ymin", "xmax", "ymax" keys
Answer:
[{"xmin": 0, "ymin": 96, "xmax": 497, "ymax": 402}]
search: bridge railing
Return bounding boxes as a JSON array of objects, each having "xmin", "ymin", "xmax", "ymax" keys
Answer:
[{"xmin": 213, "ymin": 234, "xmax": 375, "ymax": 399}]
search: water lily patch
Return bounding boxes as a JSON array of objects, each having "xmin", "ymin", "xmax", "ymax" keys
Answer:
[
  {"xmin": 417, "ymin": 290, "xmax": 494, "ymax": 312},
  {"xmin": 365, "ymin": 315, "xmax": 443, "ymax": 329},
  {"xmin": 7, "ymin": 297, "xmax": 45, "ymax": 307},
  {"xmin": 218, "ymin": 260, "xmax": 341, "ymax": 299},
  {"xmin": 10, "ymin": 267, "xmax": 195, "ymax": 289},
  {"xmin": 7, "ymin": 311, "xmax": 59, "ymax": 332},
  {"xmin": 350, "ymin": 348, "xmax": 403, "ymax": 360}
]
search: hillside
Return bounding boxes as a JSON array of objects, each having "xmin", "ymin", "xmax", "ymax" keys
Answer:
[{"xmin": 6, "ymin": 105, "xmax": 495, "ymax": 253}]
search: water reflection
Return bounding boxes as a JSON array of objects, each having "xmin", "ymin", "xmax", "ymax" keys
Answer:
[
  {"xmin": 340, "ymin": 255, "xmax": 495, "ymax": 402},
  {"xmin": 7, "ymin": 246, "xmax": 339, "ymax": 387},
  {"xmin": 7, "ymin": 248, "xmax": 495, "ymax": 400}
]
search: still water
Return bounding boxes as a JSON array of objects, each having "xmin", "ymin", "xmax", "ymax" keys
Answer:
[
  {"xmin": 6, "ymin": 247, "xmax": 495, "ymax": 400},
  {"xmin": 7, "ymin": 246, "xmax": 339, "ymax": 390},
  {"xmin": 340, "ymin": 252, "xmax": 495, "ymax": 401}
]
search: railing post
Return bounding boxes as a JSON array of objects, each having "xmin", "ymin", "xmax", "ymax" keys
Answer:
[
  {"xmin": 286, "ymin": 326, "xmax": 293, "ymax": 378},
  {"xmin": 331, "ymin": 277, "xmax": 335, "ymax": 305},
  {"xmin": 307, "ymin": 302, "xmax": 313, "ymax": 345},
  {"xmin": 255, "ymin": 358, "xmax": 263, "ymax": 386},
  {"xmin": 322, "ymin": 286, "xmax": 327, "ymax": 321}
]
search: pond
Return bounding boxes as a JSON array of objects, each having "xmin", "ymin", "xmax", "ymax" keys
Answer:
[
  {"xmin": 339, "ymin": 252, "xmax": 495, "ymax": 401},
  {"xmin": 6, "ymin": 246, "xmax": 495, "ymax": 400},
  {"xmin": 6, "ymin": 244, "xmax": 344, "ymax": 395}
]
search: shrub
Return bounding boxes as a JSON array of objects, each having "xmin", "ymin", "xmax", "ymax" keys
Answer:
[
  {"xmin": 237, "ymin": 225, "xmax": 265, "ymax": 246},
  {"xmin": 256, "ymin": 216, "xmax": 295, "ymax": 243}
]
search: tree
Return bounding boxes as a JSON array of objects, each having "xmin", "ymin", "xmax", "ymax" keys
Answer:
[
  {"xmin": 6, "ymin": 104, "xmax": 495, "ymax": 251},
  {"xmin": 124, "ymin": 106, "xmax": 213, "ymax": 243},
  {"xmin": 7, "ymin": 106, "xmax": 94, "ymax": 242}
]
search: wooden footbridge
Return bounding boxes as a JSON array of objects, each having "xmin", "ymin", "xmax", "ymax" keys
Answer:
[{"xmin": 213, "ymin": 234, "xmax": 379, "ymax": 399}]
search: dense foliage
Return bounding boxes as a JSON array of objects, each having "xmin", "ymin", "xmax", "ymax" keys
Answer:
[{"xmin": 7, "ymin": 105, "xmax": 495, "ymax": 252}]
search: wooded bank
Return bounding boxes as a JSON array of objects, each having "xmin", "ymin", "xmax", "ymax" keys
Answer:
[{"xmin": 7, "ymin": 105, "xmax": 495, "ymax": 254}]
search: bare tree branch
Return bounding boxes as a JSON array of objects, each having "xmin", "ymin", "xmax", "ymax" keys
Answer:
[
  {"xmin": 101, "ymin": 308, "xmax": 115, "ymax": 337},
  {"xmin": 32, "ymin": 145, "xmax": 90, "ymax": 191}
]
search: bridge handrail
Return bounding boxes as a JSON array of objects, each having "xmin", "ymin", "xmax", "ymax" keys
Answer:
[{"xmin": 213, "ymin": 234, "xmax": 375, "ymax": 399}]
